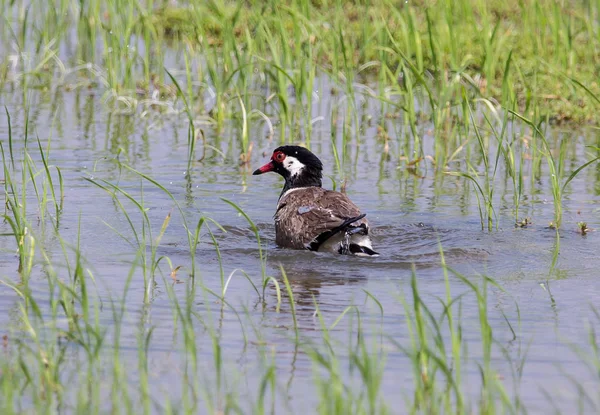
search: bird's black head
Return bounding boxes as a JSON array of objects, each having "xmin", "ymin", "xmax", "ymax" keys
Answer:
[{"xmin": 253, "ymin": 145, "xmax": 323, "ymax": 195}]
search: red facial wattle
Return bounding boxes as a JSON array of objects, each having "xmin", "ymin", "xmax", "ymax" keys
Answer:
[{"xmin": 253, "ymin": 151, "xmax": 286, "ymax": 175}]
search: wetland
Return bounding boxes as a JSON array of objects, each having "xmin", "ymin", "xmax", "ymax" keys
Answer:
[{"xmin": 1, "ymin": 0, "xmax": 600, "ymax": 413}]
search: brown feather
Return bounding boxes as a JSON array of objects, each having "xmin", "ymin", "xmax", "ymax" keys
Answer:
[{"xmin": 274, "ymin": 187, "xmax": 369, "ymax": 249}]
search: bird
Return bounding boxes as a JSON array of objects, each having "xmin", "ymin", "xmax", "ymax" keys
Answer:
[{"xmin": 253, "ymin": 145, "xmax": 379, "ymax": 257}]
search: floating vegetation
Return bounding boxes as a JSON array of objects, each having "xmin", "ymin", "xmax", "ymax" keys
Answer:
[
  {"xmin": 515, "ymin": 217, "xmax": 532, "ymax": 228},
  {"xmin": 577, "ymin": 221, "xmax": 591, "ymax": 235}
]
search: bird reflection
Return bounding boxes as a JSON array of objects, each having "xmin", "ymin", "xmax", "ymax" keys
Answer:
[{"xmin": 264, "ymin": 249, "xmax": 365, "ymax": 318}]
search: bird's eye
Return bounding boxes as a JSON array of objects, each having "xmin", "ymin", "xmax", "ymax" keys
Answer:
[{"xmin": 274, "ymin": 151, "xmax": 286, "ymax": 162}]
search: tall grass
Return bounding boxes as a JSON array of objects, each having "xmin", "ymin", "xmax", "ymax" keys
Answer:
[
  {"xmin": 3, "ymin": 1, "xmax": 599, "ymax": 217},
  {"xmin": 2, "ymin": 0, "xmax": 600, "ymax": 413},
  {"xmin": 4, "ymin": 0, "xmax": 600, "ymax": 119},
  {"xmin": 0, "ymin": 114, "xmax": 595, "ymax": 412}
]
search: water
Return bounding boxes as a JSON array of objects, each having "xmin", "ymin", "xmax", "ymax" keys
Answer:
[{"xmin": 1, "ymin": 80, "xmax": 600, "ymax": 413}]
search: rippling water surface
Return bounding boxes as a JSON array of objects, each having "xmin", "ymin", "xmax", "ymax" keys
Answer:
[{"xmin": 1, "ymin": 79, "xmax": 600, "ymax": 413}]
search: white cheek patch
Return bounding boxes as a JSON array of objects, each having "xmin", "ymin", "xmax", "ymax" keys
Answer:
[{"xmin": 284, "ymin": 156, "xmax": 305, "ymax": 178}]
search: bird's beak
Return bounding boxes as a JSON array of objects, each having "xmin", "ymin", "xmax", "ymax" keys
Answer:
[{"xmin": 253, "ymin": 160, "xmax": 275, "ymax": 175}]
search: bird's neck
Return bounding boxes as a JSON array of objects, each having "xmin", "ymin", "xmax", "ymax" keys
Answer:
[{"xmin": 279, "ymin": 171, "xmax": 322, "ymax": 200}]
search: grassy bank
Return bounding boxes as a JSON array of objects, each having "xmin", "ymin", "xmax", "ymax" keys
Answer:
[{"xmin": 2, "ymin": 0, "xmax": 600, "ymax": 123}]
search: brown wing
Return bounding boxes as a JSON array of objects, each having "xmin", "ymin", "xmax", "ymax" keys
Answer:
[{"xmin": 274, "ymin": 187, "xmax": 368, "ymax": 249}]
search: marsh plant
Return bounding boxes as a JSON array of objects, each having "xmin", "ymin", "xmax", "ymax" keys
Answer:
[{"xmin": 1, "ymin": 0, "xmax": 600, "ymax": 413}]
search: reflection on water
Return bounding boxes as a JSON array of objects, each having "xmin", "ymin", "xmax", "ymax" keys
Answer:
[{"xmin": 0, "ymin": 80, "xmax": 599, "ymax": 412}]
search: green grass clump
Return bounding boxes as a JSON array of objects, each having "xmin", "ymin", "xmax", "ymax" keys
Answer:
[{"xmin": 3, "ymin": 0, "xmax": 600, "ymax": 122}]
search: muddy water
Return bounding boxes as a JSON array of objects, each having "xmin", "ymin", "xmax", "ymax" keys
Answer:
[{"xmin": 1, "ymin": 81, "xmax": 600, "ymax": 413}]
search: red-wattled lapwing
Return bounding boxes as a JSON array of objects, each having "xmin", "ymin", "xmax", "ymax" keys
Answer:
[{"xmin": 253, "ymin": 146, "xmax": 379, "ymax": 256}]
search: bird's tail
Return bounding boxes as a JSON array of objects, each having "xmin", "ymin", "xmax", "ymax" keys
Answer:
[
  {"xmin": 307, "ymin": 214, "xmax": 367, "ymax": 252},
  {"xmin": 348, "ymin": 244, "xmax": 379, "ymax": 256}
]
